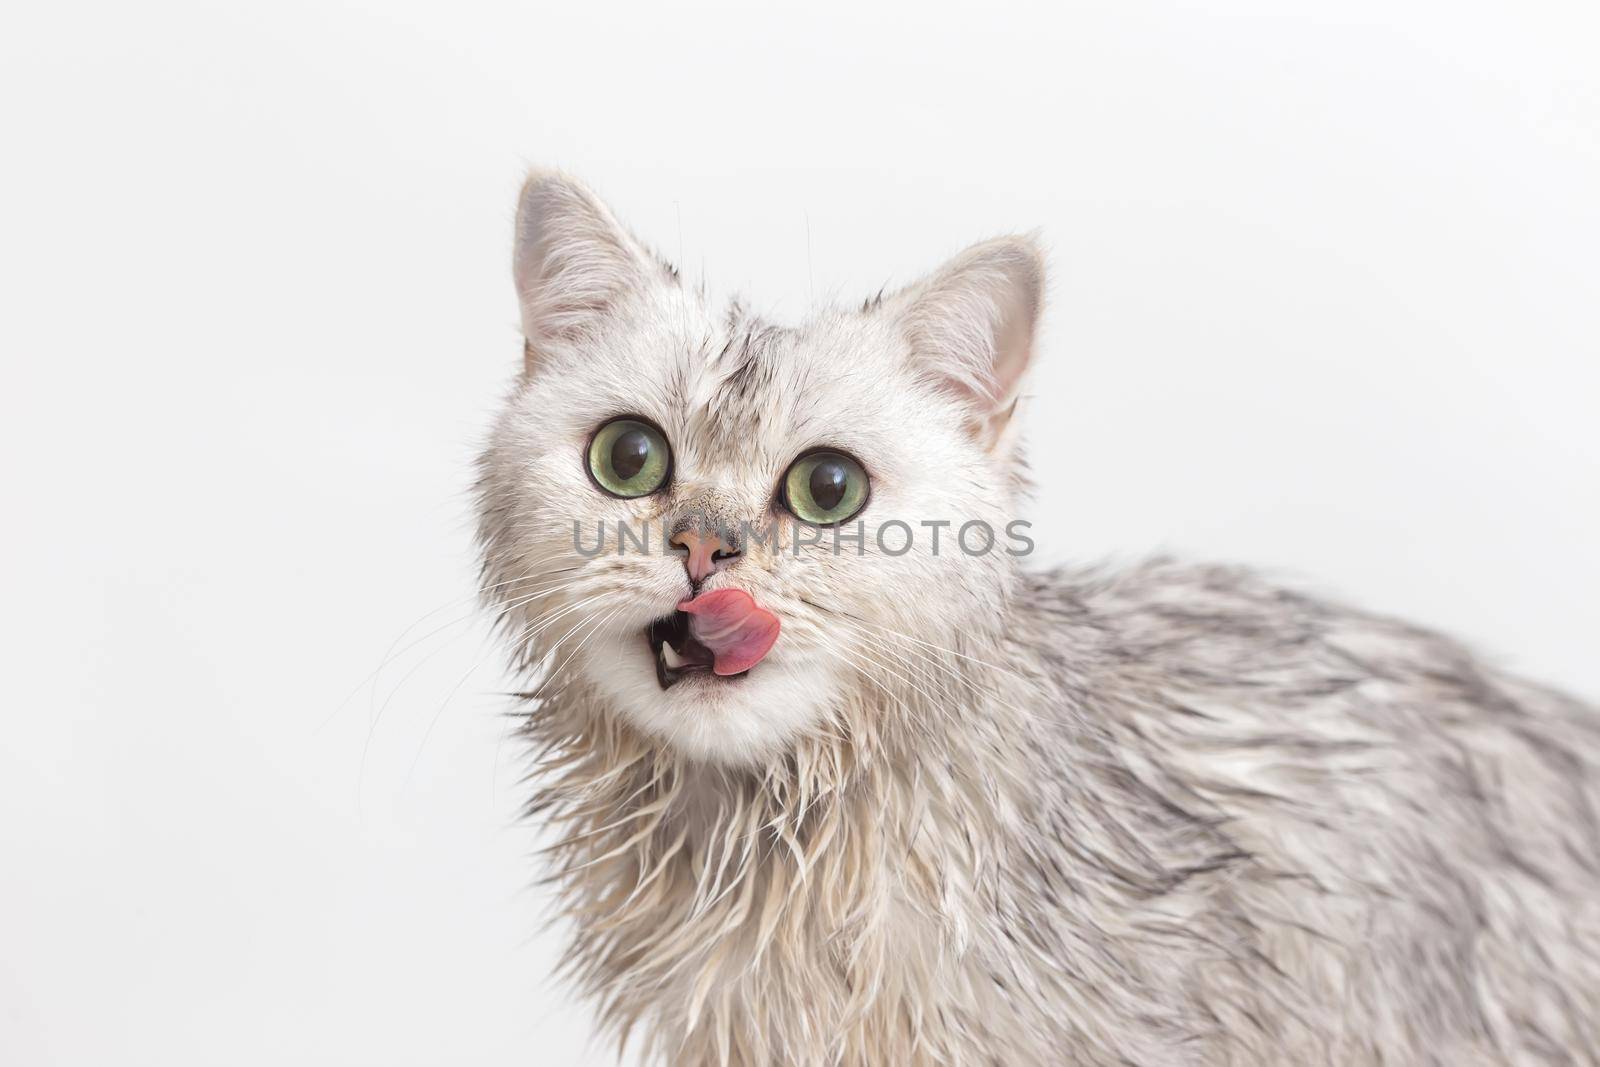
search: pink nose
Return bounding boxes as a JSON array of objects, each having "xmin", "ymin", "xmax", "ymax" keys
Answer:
[{"xmin": 670, "ymin": 530, "xmax": 737, "ymax": 583}]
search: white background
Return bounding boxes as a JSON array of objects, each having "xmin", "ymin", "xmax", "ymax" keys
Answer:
[{"xmin": 3, "ymin": 2, "xmax": 1597, "ymax": 1064}]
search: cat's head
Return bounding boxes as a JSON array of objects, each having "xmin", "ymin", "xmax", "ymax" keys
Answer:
[{"xmin": 478, "ymin": 172, "xmax": 1043, "ymax": 767}]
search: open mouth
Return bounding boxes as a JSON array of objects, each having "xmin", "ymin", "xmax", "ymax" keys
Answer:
[
  {"xmin": 645, "ymin": 589, "xmax": 782, "ymax": 692},
  {"xmin": 646, "ymin": 611, "xmax": 745, "ymax": 690}
]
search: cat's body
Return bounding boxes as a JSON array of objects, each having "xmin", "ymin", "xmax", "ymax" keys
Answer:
[{"xmin": 479, "ymin": 172, "xmax": 1599, "ymax": 1065}]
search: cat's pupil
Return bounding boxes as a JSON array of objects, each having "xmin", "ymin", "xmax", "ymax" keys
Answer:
[
  {"xmin": 808, "ymin": 460, "xmax": 848, "ymax": 513},
  {"xmin": 610, "ymin": 430, "xmax": 651, "ymax": 481}
]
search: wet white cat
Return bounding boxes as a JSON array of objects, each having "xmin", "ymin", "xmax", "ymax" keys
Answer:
[{"xmin": 476, "ymin": 171, "xmax": 1600, "ymax": 1065}]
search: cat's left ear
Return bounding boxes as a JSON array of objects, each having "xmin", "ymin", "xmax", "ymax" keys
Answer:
[
  {"xmin": 890, "ymin": 236, "xmax": 1045, "ymax": 453},
  {"xmin": 512, "ymin": 170, "xmax": 670, "ymax": 373}
]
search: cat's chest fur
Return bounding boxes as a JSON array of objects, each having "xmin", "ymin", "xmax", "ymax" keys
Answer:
[{"xmin": 537, "ymin": 693, "xmax": 1028, "ymax": 1065}]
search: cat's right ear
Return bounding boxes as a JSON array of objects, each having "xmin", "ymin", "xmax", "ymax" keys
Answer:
[
  {"xmin": 512, "ymin": 171, "xmax": 665, "ymax": 373},
  {"xmin": 883, "ymin": 235, "xmax": 1046, "ymax": 455}
]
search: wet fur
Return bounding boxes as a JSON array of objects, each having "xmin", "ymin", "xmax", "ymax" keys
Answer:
[{"xmin": 478, "ymin": 172, "xmax": 1600, "ymax": 1065}]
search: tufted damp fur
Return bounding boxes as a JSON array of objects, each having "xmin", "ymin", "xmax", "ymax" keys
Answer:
[{"xmin": 475, "ymin": 171, "xmax": 1600, "ymax": 1065}]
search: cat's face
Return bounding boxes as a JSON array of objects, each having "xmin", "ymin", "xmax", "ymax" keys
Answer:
[{"xmin": 478, "ymin": 173, "xmax": 1042, "ymax": 766}]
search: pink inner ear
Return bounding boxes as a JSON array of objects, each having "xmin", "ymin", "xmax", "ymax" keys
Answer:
[
  {"xmin": 677, "ymin": 589, "xmax": 781, "ymax": 675},
  {"xmin": 987, "ymin": 289, "xmax": 1036, "ymax": 406}
]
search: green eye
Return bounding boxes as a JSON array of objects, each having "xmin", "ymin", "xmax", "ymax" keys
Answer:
[
  {"xmin": 782, "ymin": 450, "xmax": 869, "ymax": 525},
  {"xmin": 587, "ymin": 418, "xmax": 671, "ymax": 498}
]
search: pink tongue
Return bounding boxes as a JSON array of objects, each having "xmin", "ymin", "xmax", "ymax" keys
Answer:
[{"xmin": 676, "ymin": 588, "xmax": 781, "ymax": 676}]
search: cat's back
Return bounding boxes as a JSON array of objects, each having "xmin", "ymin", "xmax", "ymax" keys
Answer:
[
  {"xmin": 1009, "ymin": 558, "xmax": 1600, "ymax": 1063},
  {"xmin": 1027, "ymin": 555, "xmax": 1599, "ymax": 767}
]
